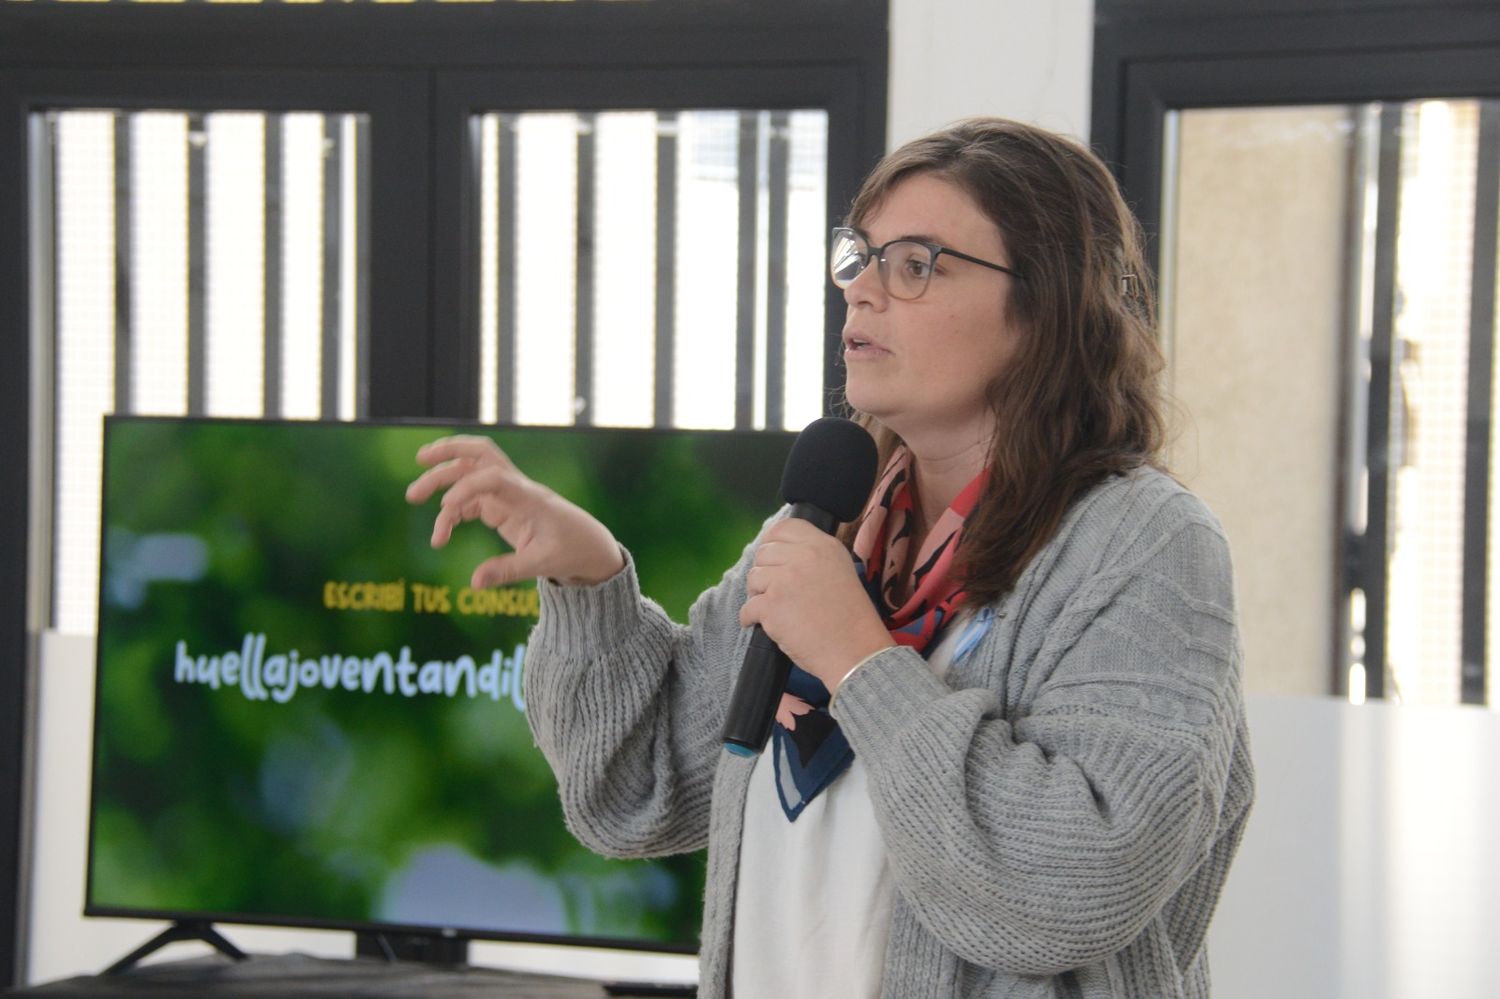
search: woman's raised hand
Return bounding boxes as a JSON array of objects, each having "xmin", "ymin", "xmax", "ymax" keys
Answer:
[{"xmin": 405, "ymin": 434, "xmax": 625, "ymax": 589}]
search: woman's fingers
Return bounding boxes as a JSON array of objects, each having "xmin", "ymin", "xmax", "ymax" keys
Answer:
[
  {"xmin": 737, "ymin": 520, "xmax": 892, "ymax": 685},
  {"xmin": 429, "ymin": 500, "xmax": 465, "ymax": 548},
  {"xmin": 405, "ymin": 458, "xmax": 472, "ymax": 505},
  {"xmin": 470, "ymin": 552, "xmax": 541, "ymax": 590},
  {"xmin": 406, "ymin": 436, "xmax": 509, "ymax": 500},
  {"xmin": 415, "ymin": 434, "xmax": 512, "ymax": 468},
  {"xmin": 438, "ymin": 466, "xmax": 532, "ymax": 521},
  {"xmin": 427, "ymin": 467, "xmax": 531, "ymax": 547},
  {"xmin": 408, "ymin": 434, "xmax": 624, "ymax": 587},
  {"xmin": 406, "ymin": 436, "xmax": 515, "ymax": 503}
]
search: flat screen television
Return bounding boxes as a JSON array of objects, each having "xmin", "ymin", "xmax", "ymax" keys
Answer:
[{"xmin": 86, "ymin": 415, "xmax": 794, "ymax": 970}]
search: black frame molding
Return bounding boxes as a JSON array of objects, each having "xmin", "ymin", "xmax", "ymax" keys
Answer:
[
  {"xmin": 1094, "ymin": 5, "xmax": 1500, "ymax": 258},
  {"xmin": 0, "ymin": 3, "xmax": 888, "ymax": 987},
  {"xmin": 1464, "ymin": 100, "xmax": 1500, "ymax": 705},
  {"xmin": 1092, "ymin": 0, "xmax": 1500, "ymax": 699}
]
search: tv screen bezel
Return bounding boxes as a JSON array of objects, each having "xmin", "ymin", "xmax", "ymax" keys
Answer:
[{"xmin": 84, "ymin": 413, "xmax": 798, "ymax": 957}]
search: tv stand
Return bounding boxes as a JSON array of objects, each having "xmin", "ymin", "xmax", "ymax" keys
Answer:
[
  {"xmin": 355, "ymin": 929, "xmax": 469, "ymax": 966},
  {"xmin": 104, "ymin": 919, "xmax": 247, "ymax": 975}
]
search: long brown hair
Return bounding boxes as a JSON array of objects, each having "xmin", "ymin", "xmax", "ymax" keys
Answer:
[{"xmin": 836, "ymin": 118, "xmax": 1167, "ymax": 605}]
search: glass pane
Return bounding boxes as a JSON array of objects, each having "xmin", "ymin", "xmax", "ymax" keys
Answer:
[
  {"xmin": 1161, "ymin": 105, "xmax": 1353, "ymax": 699},
  {"xmin": 36, "ymin": 108, "xmax": 370, "ymax": 632},
  {"xmin": 1163, "ymin": 100, "xmax": 1499, "ymax": 709},
  {"xmin": 475, "ymin": 107, "xmax": 829, "ymax": 431},
  {"xmin": 1388, "ymin": 100, "xmax": 1479, "ymax": 707}
]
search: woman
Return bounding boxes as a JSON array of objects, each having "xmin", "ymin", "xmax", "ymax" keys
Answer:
[{"xmin": 406, "ymin": 118, "xmax": 1254, "ymax": 999}]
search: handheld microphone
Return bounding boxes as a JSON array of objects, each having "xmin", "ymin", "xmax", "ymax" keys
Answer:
[{"xmin": 721, "ymin": 417, "xmax": 879, "ymax": 757}]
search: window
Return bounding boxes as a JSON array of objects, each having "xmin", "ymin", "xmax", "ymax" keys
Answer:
[
  {"xmin": 1094, "ymin": 1, "xmax": 1500, "ymax": 705},
  {"xmin": 1160, "ymin": 100, "xmax": 1500, "ymax": 707},
  {"xmin": 474, "ymin": 109, "xmax": 829, "ymax": 431}
]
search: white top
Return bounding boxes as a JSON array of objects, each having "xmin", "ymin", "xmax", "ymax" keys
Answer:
[{"xmin": 731, "ymin": 615, "xmax": 978, "ymax": 999}]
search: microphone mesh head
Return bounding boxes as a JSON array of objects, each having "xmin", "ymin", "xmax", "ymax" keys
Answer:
[{"xmin": 780, "ymin": 417, "xmax": 879, "ymax": 523}]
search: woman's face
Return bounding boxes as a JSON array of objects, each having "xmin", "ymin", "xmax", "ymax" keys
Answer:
[{"xmin": 840, "ymin": 172, "xmax": 1022, "ymax": 452}]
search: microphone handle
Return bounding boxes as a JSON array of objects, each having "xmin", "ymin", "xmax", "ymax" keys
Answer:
[
  {"xmin": 721, "ymin": 627, "xmax": 792, "ymax": 757},
  {"xmin": 720, "ymin": 501, "xmax": 840, "ymax": 757},
  {"xmin": 785, "ymin": 501, "xmax": 836, "ymax": 535}
]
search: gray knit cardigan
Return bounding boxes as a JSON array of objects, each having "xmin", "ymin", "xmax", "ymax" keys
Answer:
[{"xmin": 524, "ymin": 467, "xmax": 1255, "ymax": 998}]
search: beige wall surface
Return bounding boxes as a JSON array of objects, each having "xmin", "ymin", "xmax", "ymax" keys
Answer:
[
  {"xmin": 887, "ymin": 0, "xmax": 1094, "ymax": 147},
  {"xmin": 1167, "ymin": 106, "xmax": 1351, "ymax": 696}
]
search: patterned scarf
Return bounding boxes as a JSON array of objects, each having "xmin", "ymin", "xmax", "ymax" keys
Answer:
[{"xmin": 769, "ymin": 447, "xmax": 987, "ymax": 820}]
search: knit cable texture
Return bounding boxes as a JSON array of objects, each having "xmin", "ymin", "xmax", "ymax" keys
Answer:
[{"xmin": 525, "ymin": 467, "xmax": 1255, "ymax": 999}]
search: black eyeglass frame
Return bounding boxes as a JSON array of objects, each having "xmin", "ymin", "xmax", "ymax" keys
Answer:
[{"xmin": 829, "ymin": 226, "xmax": 1024, "ymax": 299}]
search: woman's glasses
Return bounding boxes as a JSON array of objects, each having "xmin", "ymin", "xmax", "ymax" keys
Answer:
[{"xmin": 828, "ymin": 226, "xmax": 1023, "ymax": 301}]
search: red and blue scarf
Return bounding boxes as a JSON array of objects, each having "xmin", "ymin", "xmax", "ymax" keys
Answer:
[{"xmin": 769, "ymin": 447, "xmax": 986, "ymax": 820}]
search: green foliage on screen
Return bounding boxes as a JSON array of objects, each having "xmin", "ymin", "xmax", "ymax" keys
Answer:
[{"xmin": 88, "ymin": 417, "xmax": 792, "ymax": 948}]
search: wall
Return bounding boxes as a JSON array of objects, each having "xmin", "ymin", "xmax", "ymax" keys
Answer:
[
  {"xmin": 1208, "ymin": 695, "xmax": 1500, "ymax": 999},
  {"xmin": 887, "ymin": 0, "xmax": 1094, "ymax": 146}
]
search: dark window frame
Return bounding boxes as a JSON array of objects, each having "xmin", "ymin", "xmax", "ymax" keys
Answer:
[
  {"xmin": 1091, "ymin": 0, "xmax": 1500, "ymax": 701},
  {"xmin": 0, "ymin": 3, "xmax": 888, "ymax": 985}
]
